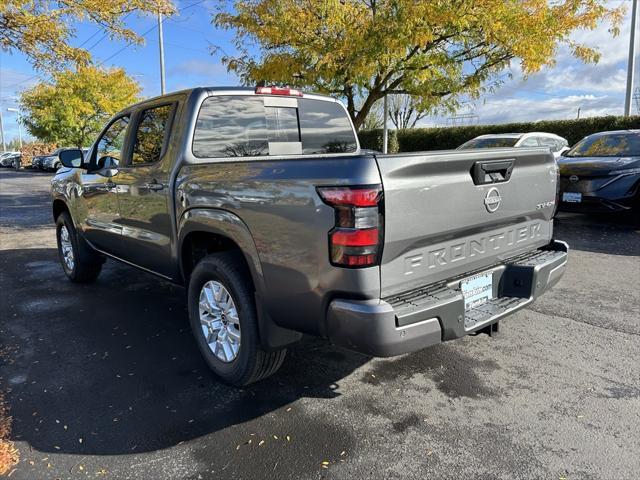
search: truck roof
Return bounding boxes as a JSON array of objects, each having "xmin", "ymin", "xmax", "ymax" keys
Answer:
[{"xmin": 125, "ymin": 86, "xmax": 335, "ymax": 112}]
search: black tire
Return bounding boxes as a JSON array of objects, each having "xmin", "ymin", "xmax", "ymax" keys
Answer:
[
  {"xmin": 188, "ymin": 252, "xmax": 286, "ymax": 386},
  {"xmin": 56, "ymin": 211, "xmax": 103, "ymax": 283}
]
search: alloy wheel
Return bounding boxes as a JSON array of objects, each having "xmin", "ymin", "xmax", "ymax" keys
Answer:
[
  {"xmin": 59, "ymin": 225, "xmax": 75, "ymax": 271},
  {"xmin": 198, "ymin": 280, "xmax": 241, "ymax": 362}
]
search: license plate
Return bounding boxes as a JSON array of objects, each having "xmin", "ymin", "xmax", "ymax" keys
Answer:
[
  {"xmin": 562, "ymin": 192, "xmax": 582, "ymax": 203},
  {"xmin": 460, "ymin": 272, "xmax": 493, "ymax": 310}
]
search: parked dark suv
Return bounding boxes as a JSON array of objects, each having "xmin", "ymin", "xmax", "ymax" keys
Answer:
[{"xmin": 558, "ymin": 130, "xmax": 640, "ymax": 213}]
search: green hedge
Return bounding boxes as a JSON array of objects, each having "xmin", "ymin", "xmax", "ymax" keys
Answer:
[
  {"xmin": 358, "ymin": 115, "xmax": 640, "ymax": 153},
  {"xmin": 357, "ymin": 128, "xmax": 399, "ymax": 153}
]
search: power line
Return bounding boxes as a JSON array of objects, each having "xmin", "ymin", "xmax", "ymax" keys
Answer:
[
  {"xmin": 3, "ymin": 5, "xmax": 203, "ymax": 90},
  {"xmin": 76, "ymin": 27, "xmax": 104, "ymax": 49},
  {"xmin": 96, "ymin": 0, "xmax": 211, "ymax": 67}
]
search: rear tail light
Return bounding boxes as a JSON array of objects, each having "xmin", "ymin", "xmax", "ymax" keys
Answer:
[
  {"xmin": 255, "ymin": 86, "xmax": 303, "ymax": 97},
  {"xmin": 317, "ymin": 185, "xmax": 383, "ymax": 268}
]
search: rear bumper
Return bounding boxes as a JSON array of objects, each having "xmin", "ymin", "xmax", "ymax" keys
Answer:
[
  {"xmin": 560, "ymin": 195, "xmax": 636, "ymax": 213},
  {"xmin": 327, "ymin": 240, "xmax": 568, "ymax": 357}
]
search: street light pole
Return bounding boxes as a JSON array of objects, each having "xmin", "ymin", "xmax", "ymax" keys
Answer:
[
  {"xmin": 7, "ymin": 108, "xmax": 23, "ymax": 150},
  {"xmin": 624, "ymin": 0, "xmax": 638, "ymax": 117},
  {"xmin": 382, "ymin": 94, "xmax": 388, "ymax": 154},
  {"xmin": 0, "ymin": 108, "xmax": 6, "ymax": 152},
  {"xmin": 158, "ymin": 11, "xmax": 166, "ymax": 95}
]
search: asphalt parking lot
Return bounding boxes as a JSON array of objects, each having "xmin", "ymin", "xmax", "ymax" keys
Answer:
[{"xmin": 1, "ymin": 168, "xmax": 639, "ymax": 479}]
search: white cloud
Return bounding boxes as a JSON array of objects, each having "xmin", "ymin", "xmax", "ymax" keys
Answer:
[
  {"xmin": 433, "ymin": 3, "xmax": 638, "ymax": 125},
  {"xmin": 421, "ymin": 93, "xmax": 624, "ymax": 127},
  {"xmin": 476, "ymin": 94, "xmax": 622, "ymax": 122},
  {"xmin": 563, "ymin": 8, "xmax": 632, "ymax": 68},
  {"xmin": 544, "ymin": 66, "xmax": 627, "ymax": 94}
]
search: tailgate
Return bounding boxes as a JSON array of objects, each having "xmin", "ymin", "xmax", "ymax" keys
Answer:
[{"xmin": 376, "ymin": 148, "xmax": 557, "ymax": 297}]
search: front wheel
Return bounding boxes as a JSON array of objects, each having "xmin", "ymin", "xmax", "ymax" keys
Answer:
[
  {"xmin": 56, "ymin": 212, "xmax": 103, "ymax": 283},
  {"xmin": 188, "ymin": 252, "xmax": 286, "ymax": 386}
]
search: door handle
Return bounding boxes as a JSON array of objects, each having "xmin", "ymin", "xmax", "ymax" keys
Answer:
[
  {"xmin": 94, "ymin": 182, "xmax": 115, "ymax": 192},
  {"xmin": 471, "ymin": 159, "xmax": 515, "ymax": 185},
  {"xmin": 144, "ymin": 180, "xmax": 165, "ymax": 191}
]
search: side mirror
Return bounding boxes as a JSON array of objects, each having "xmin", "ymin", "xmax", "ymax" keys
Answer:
[
  {"xmin": 95, "ymin": 155, "xmax": 119, "ymax": 177},
  {"xmin": 558, "ymin": 147, "xmax": 570, "ymax": 156},
  {"xmin": 59, "ymin": 149, "xmax": 85, "ymax": 169}
]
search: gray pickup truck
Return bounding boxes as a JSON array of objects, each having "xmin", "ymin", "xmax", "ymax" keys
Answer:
[{"xmin": 52, "ymin": 86, "xmax": 568, "ymax": 385}]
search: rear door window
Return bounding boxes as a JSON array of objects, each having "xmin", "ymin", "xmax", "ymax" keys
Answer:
[
  {"xmin": 192, "ymin": 95, "xmax": 357, "ymax": 158},
  {"xmin": 131, "ymin": 104, "xmax": 175, "ymax": 166}
]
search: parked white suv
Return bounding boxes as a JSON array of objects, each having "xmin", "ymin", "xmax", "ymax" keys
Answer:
[{"xmin": 458, "ymin": 132, "xmax": 570, "ymax": 158}]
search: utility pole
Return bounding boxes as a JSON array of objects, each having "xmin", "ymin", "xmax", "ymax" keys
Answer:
[
  {"xmin": 158, "ymin": 11, "xmax": 166, "ymax": 95},
  {"xmin": 576, "ymin": 106, "xmax": 581, "ymax": 120},
  {"xmin": 7, "ymin": 108, "xmax": 23, "ymax": 149},
  {"xmin": 624, "ymin": 0, "xmax": 638, "ymax": 116}
]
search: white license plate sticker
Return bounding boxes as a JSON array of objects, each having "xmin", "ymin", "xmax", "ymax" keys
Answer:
[
  {"xmin": 563, "ymin": 192, "xmax": 582, "ymax": 203},
  {"xmin": 461, "ymin": 273, "xmax": 493, "ymax": 310}
]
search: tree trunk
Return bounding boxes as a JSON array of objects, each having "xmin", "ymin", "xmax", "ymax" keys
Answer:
[{"xmin": 352, "ymin": 91, "xmax": 382, "ymax": 130}]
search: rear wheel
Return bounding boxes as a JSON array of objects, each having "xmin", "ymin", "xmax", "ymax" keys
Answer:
[
  {"xmin": 56, "ymin": 211, "xmax": 103, "ymax": 283},
  {"xmin": 188, "ymin": 252, "xmax": 286, "ymax": 386}
]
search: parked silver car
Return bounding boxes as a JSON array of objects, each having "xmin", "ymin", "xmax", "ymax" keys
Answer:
[
  {"xmin": 36, "ymin": 148, "xmax": 88, "ymax": 171},
  {"xmin": 458, "ymin": 132, "xmax": 569, "ymax": 158},
  {"xmin": 0, "ymin": 151, "xmax": 21, "ymax": 167}
]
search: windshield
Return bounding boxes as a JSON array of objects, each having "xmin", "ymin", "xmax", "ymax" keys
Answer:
[
  {"xmin": 459, "ymin": 137, "xmax": 519, "ymax": 149},
  {"xmin": 566, "ymin": 132, "xmax": 640, "ymax": 158}
]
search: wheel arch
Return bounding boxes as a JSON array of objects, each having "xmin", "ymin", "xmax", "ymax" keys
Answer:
[
  {"xmin": 178, "ymin": 208, "xmax": 301, "ymax": 350},
  {"xmin": 178, "ymin": 208, "xmax": 265, "ymax": 293},
  {"xmin": 52, "ymin": 198, "xmax": 70, "ymax": 223}
]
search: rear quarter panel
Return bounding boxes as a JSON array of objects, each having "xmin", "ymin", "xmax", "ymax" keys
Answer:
[{"xmin": 176, "ymin": 156, "xmax": 382, "ymax": 336}]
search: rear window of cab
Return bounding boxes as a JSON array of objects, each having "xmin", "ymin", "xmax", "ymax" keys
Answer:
[{"xmin": 192, "ymin": 95, "xmax": 358, "ymax": 158}]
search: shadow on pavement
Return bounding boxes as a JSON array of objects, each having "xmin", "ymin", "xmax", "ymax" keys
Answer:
[
  {"xmin": 554, "ymin": 212, "xmax": 640, "ymax": 256},
  {"xmin": 0, "ymin": 248, "xmax": 370, "ymax": 458}
]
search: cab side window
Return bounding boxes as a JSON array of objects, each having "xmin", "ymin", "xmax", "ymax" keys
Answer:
[
  {"xmin": 131, "ymin": 104, "xmax": 174, "ymax": 166},
  {"xmin": 96, "ymin": 116, "xmax": 130, "ymax": 169}
]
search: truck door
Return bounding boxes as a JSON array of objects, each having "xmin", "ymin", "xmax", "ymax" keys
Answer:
[
  {"xmin": 79, "ymin": 115, "xmax": 130, "ymax": 252},
  {"xmin": 111, "ymin": 102, "xmax": 177, "ymax": 278}
]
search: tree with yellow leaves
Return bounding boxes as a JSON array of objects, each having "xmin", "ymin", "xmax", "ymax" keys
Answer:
[
  {"xmin": 20, "ymin": 66, "xmax": 141, "ymax": 147},
  {"xmin": 215, "ymin": 0, "xmax": 624, "ymax": 129},
  {"xmin": 1, "ymin": 0, "xmax": 174, "ymax": 70}
]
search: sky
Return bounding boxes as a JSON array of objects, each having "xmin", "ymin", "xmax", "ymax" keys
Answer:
[{"xmin": 0, "ymin": 0, "xmax": 638, "ymax": 142}]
